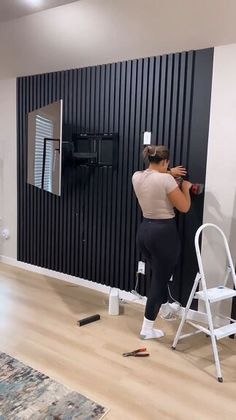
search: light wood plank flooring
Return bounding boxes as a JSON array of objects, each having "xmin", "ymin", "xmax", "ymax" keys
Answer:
[{"xmin": 0, "ymin": 262, "xmax": 236, "ymax": 420}]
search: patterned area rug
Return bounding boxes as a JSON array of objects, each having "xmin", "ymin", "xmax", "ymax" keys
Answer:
[{"xmin": 0, "ymin": 352, "xmax": 108, "ymax": 419}]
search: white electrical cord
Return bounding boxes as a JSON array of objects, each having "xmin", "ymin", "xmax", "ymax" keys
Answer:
[
  {"xmin": 167, "ymin": 283, "xmax": 181, "ymax": 307},
  {"xmin": 131, "ymin": 272, "xmax": 182, "ymax": 305},
  {"xmin": 131, "ymin": 272, "xmax": 143, "ymax": 299}
]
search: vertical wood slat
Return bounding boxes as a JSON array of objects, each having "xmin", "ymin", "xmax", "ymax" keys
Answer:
[{"xmin": 17, "ymin": 49, "xmax": 213, "ymax": 301}]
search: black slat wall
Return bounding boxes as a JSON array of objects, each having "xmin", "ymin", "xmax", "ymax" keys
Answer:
[{"xmin": 17, "ymin": 48, "xmax": 213, "ymax": 304}]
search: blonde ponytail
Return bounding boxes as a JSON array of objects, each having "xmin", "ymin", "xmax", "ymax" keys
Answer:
[{"xmin": 143, "ymin": 145, "xmax": 169, "ymax": 162}]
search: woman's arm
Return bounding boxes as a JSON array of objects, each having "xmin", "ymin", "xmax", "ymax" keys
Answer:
[
  {"xmin": 168, "ymin": 166, "xmax": 187, "ymax": 178},
  {"xmin": 167, "ymin": 180, "xmax": 192, "ymax": 213}
]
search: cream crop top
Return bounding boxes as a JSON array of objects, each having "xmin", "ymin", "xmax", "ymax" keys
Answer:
[{"xmin": 132, "ymin": 169, "xmax": 178, "ymax": 219}]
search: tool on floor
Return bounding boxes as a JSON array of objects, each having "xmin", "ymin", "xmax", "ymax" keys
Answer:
[
  {"xmin": 77, "ymin": 314, "xmax": 101, "ymax": 326},
  {"xmin": 172, "ymin": 223, "xmax": 236, "ymax": 383},
  {"xmin": 122, "ymin": 347, "xmax": 149, "ymax": 357}
]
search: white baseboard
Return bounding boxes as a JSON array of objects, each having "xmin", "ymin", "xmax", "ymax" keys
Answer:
[
  {"xmin": 181, "ymin": 307, "xmax": 208, "ymax": 323},
  {"xmin": 0, "ymin": 255, "xmax": 147, "ymax": 305},
  {"xmin": 2, "ymin": 255, "xmax": 227, "ymax": 326},
  {"xmin": 180, "ymin": 306, "xmax": 230, "ymax": 327}
]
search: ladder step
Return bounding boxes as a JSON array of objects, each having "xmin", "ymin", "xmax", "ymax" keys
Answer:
[
  {"xmin": 214, "ymin": 323, "xmax": 236, "ymax": 340},
  {"xmin": 194, "ymin": 286, "xmax": 236, "ymax": 303}
]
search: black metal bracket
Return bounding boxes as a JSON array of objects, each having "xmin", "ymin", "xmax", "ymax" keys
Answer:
[{"xmin": 41, "ymin": 138, "xmax": 60, "ymax": 189}]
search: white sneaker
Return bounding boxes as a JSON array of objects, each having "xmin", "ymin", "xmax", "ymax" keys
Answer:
[{"xmin": 159, "ymin": 302, "xmax": 181, "ymax": 321}]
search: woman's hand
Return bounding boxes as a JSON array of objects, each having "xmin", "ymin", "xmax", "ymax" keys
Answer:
[
  {"xmin": 181, "ymin": 180, "xmax": 192, "ymax": 191},
  {"xmin": 169, "ymin": 166, "xmax": 187, "ymax": 178}
]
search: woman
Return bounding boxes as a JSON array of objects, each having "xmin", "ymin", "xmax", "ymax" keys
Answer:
[{"xmin": 132, "ymin": 145, "xmax": 192, "ymax": 339}]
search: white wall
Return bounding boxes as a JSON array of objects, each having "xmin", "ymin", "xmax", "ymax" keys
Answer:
[
  {"xmin": 1, "ymin": 0, "xmax": 236, "ymax": 79},
  {"xmin": 0, "ymin": 79, "xmax": 17, "ymax": 258},
  {"xmin": 201, "ymin": 44, "xmax": 236, "ymax": 315}
]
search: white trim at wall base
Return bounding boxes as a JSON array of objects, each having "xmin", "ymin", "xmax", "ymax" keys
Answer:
[
  {"xmin": 0, "ymin": 255, "xmax": 147, "ymax": 305},
  {"xmin": 0, "ymin": 255, "xmax": 227, "ymax": 327},
  {"xmin": 179, "ymin": 305, "xmax": 230, "ymax": 327}
]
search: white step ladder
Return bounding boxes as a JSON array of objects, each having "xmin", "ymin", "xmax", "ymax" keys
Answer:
[{"xmin": 172, "ymin": 223, "xmax": 236, "ymax": 382}]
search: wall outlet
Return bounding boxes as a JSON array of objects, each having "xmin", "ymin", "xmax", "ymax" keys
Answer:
[
  {"xmin": 138, "ymin": 261, "xmax": 145, "ymax": 275},
  {"xmin": 1, "ymin": 228, "xmax": 10, "ymax": 240}
]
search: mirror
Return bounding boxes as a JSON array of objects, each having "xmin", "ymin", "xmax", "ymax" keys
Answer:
[{"xmin": 27, "ymin": 100, "xmax": 63, "ymax": 196}]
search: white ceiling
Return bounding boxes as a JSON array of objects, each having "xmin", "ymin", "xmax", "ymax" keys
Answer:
[
  {"xmin": 0, "ymin": 0, "xmax": 78, "ymax": 22},
  {"xmin": 1, "ymin": 0, "xmax": 236, "ymax": 79}
]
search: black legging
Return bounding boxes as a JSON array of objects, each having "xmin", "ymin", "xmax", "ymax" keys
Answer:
[{"xmin": 137, "ymin": 218, "xmax": 181, "ymax": 321}]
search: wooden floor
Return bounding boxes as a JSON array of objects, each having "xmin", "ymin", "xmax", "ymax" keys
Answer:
[{"xmin": 0, "ymin": 263, "xmax": 236, "ymax": 419}]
